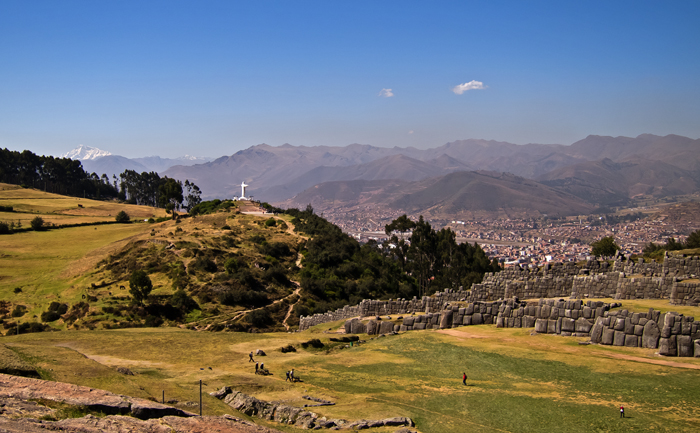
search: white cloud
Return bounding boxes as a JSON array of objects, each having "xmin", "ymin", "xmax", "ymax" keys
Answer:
[
  {"xmin": 408, "ymin": 130, "xmax": 414, "ymax": 134},
  {"xmin": 378, "ymin": 88, "xmax": 394, "ymax": 98},
  {"xmin": 452, "ymin": 80, "xmax": 486, "ymax": 95}
]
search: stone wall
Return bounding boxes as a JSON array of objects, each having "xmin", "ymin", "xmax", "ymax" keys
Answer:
[
  {"xmin": 471, "ymin": 256, "xmax": 700, "ymax": 306},
  {"xmin": 298, "ymin": 256, "xmax": 700, "ymax": 331},
  {"xmin": 298, "ymin": 289, "xmax": 470, "ymax": 331},
  {"xmin": 343, "ymin": 298, "xmax": 700, "ymax": 357}
]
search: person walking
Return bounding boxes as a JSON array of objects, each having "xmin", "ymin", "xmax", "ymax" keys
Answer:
[
  {"xmin": 462, "ymin": 372, "xmax": 467, "ymax": 385},
  {"xmin": 620, "ymin": 406, "xmax": 625, "ymax": 418},
  {"xmin": 255, "ymin": 362, "xmax": 259, "ymax": 373},
  {"xmin": 285, "ymin": 371, "xmax": 290, "ymax": 382},
  {"xmin": 249, "ymin": 352, "xmax": 254, "ymax": 362}
]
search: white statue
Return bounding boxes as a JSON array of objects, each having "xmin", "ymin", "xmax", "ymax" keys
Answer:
[{"xmin": 240, "ymin": 181, "xmax": 248, "ymax": 200}]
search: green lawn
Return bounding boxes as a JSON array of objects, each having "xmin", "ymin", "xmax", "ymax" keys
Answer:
[{"xmin": 5, "ymin": 322, "xmax": 699, "ymax": 432}]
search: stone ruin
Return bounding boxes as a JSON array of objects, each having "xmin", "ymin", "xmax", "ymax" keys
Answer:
[
  {"xmin": 210, "ymin": 387, "xmax": 414, "ymax": 430},
  {"xmin": 342, "ymin": 297, "xmax": 700, "ymax": 357},
  {"xmin": 299, "ymin": 256, "xmax": 700, "ymax": 332}
]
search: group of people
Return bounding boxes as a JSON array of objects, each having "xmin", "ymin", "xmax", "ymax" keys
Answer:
[
  {"xmin": 285, "ymin": 369, "xmax": 297, "ymax": 382},
  {"xmin": 249, "ymin": 351, "xmax": 297, "ymax": 380}
]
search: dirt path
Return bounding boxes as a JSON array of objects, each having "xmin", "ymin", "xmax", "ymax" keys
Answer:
[
  {"xmin": 589, "ymin": 351, "xmax": 700, "ymax": 370},
  {"xmin": 282, "ymin": 284, "xmax": 302, "ymax": 331}
]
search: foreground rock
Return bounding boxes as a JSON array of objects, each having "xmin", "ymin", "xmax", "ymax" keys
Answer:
[
  {"xmin": 0, "ymin": 374, "xmax": 283, "ymax": 433},
  {"xmin": 0, "ymin": 373, "xmax": 193, "ymax": 419},
  {"xmin": 211, "ymin": 387, "xmax": 414, "ymax": 430}
]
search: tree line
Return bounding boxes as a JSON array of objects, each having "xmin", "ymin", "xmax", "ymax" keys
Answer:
[
  {"xmin": 0, "ymin": 148, "xmax": 201, "ymax": 213},
  {"xmin": 289, "ymin": 207, "xmax": 500, "ymax": 316}
]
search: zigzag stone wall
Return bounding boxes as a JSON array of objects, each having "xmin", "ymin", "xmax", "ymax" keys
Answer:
[
  {"xmin": 344, "ymin": 298, "xmax": 700, "ymax": 357},
  {"xmin": 298, "ymin": 257, "xmax": 700, "ymax": 332},
  {"xmin": 471, "ymin": 256, "xmax": 700, "ymax": 305},
  {"xmin": 298, "ymin": 289, "xmax": 470, "ymax": 331}
]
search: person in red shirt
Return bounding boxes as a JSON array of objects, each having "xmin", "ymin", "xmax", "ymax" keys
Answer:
[
  {"xmin": 462, "ymin": 372, "xmax": 467, "ymax": 385},
  {"xmin": 620, "ymin": 406, "xmax": 625, "ymax": 418}
]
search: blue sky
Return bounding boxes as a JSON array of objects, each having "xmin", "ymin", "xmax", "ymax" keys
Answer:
[{"xmin": 1, "ymin": 0, "xmax": 699, "ymax": 158}]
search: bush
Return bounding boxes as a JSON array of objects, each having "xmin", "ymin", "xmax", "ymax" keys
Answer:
[
  {"xmin": 30, "ymin": 217, "xmax": 45, "ymax": 231},
  {"xmin": 279, "ymin": 344, "xmax": 297, "ymax": 353},
  {"xmin": 115, "ymin": 210, "xmax": 130, "ymax": 223},
  {"xmin": 300, "ymin": 339, "xmax": 324, "ymax": 349},
  {"xmin": 246, "ymin": 309, "xmax": 272, "ymax": 328},
  {"xmin": 11, "ymin": 305, "xmax": 26, "ymax": 318},
  {"xmin": 264, "ymin": 218, "xmax": 277, "ymax": 227},
  {"xmin": 0, "ymin": 222, "xmax": 11, "ymax": 235},
  {"xmin": 40, "ymin": 311, "xmax": 61, "ymax": 322}
]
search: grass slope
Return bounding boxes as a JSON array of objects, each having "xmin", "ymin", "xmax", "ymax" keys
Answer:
[{"xmin": 5, "ymin": 302, "xmax": 700, "ymax": 432}]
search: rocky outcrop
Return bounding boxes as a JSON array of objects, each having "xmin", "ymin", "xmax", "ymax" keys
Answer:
[
  {"xmin": 211, "ymin": 387, "xmax": 414, "ymax": 430},
  {"xmin": 0, "ymin": 379, "xmax": 283, "ymax": 433},
  {"xmin": 0, "ymin": 373, "xmax": 194, "ymax": 419}
]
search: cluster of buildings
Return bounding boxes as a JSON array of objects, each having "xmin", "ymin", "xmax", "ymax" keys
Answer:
[{"xmin": 327, "ymin": 210, "xmax": 698, "ymax": 269}]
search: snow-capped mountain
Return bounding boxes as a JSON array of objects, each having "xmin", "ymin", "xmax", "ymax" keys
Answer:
[{"xmin": 62, "ymin": 145, "xmax": 112, "ymax": 161}]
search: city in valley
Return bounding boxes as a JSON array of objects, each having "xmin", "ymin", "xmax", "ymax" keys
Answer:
[{"xmin": 325, "ymin": 201, "xmax": 700, "ymax": 268}]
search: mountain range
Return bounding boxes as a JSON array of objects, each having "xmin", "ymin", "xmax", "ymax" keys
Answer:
[
  {"xmin": 63, "ymin": 134, "xmax": 700, "ymax": 219},
  {"xmin": 61, "ymin": 145, "xmax": 213, "ymax": 180}
]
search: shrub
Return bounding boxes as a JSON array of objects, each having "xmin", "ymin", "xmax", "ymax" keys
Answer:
[
  {"xmin": 115, "ymin": 211, "xmax": 130, "ymax": 223},
  {"xmin": 300, "ymin": 339, "xmax": 324, "ymax": 349},
  {"xmin": 246, "ymin": 309, "xmax": 272, "ymax": 328},
  {"xmin": 279, "ymin": 344, "xmax": 297, "ymax": 353},
  {"xmin": 30, "ymin": 217, "xmax": 45, "ymax": 231},
  {"xmin": 264, "ymin": 218, "xmax": 277, "ymax": 227},
  {"xmin": 0, "ymin": 222, "xmax": 11, "ymax": 235},
  {"xmin": 11, "ymin": 305, "xmax": 26, "ymax": 318},
  {"xmin": 40, "ymin": 311, "xmax": 61, "ymax": 322}
]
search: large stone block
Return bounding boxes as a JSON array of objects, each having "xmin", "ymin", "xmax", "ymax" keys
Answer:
[
  {"xmin": 463, "ymin": 315, "xmax": 472, "ymax": 326},
  {"xmin": 541, "ymin": 305, "xmax": 551, "ymax": 318},
  {"xmin": 403, "ymin": 317, "xmax": 415, "ymax": 327},
  {"xmin": 575, "ymin": 317, "xmax": 592, "ymax": 334},
  {"xmin": 465, "ymin": 304, "xmax": 474, "ymax": 315},
  {"xmin": 547, "ymin": 320, "xmax": 557, "ymax": 334},
  {"xmin": 496, "ymin": 316, "xmax": 505, "ymax": 328},
  {"xmin": 414, "ymin": 322, "xmax": 426, "ymax": 330},
  {"xmin": 472, "ymin": 313, "xmax": 483, "ymax": 325},
  {"xmin": 523, "ymin": 316, "xmax": 535, "ymax": 328},
  {"xmin": 614, "ymin": 318, "xmax": 626, "ymax": 331},
  {"xmin": 695, "ymin": 340, "xmax": 700, "ymax": 358},
  {"xmin": 624, "ymin": 334, "xmax": 638, "ymax": 347},
  {"xmin": 366, "ymin": 320, "xmax": 378, "ymax": 335},
  {"xmin": 613, "ymin": 331, "xmax": 626, "ymax": 346},
  {"xmin": 514, "ymin": 317, "xmax": 522, "ymax": 328},
  {"xmin": 439, "ymin": 310, "xmax": 453, "ymax": 329},
  {"xmin": 379, "ymin": 321, "xmax": 394, "ymax": 334},
  {"xmin": 590, "ymin": 317, "xmax": 605, "ymax": 343},
  {"xmin": 631, "ymin": 313, "xmax": 640, "ymax": 325},
  {"xmin": 583, "ymin": 306, "xmax": 592, "ymax": 319},
  {"xmin": 659, "ymin": 336, "xmax": 677, "ymax": 356},
  {"xmin": 642, "ymin": 320, "xmax": 661, "ymax": 349},
  {"xmin": 601, "ymin": 328, "xmax": 615, "ymax": 345},
  {"xmin": 535, "ymin": 319, "xmax": 548, "ymax": 333},
  {"xmin": 634, "ymin": 325, "xmax": 644, "ymax": 336},
  {"xmin": 561, "ymin": 318, "xmax": 575, "ymax": 333},
  {"xmin": 677, "ymin": 335, "xmax": 693, "ymax": 357},
  {"xmin": 624, "ymin": 319, "xmax": 635, "ymax": 335}
]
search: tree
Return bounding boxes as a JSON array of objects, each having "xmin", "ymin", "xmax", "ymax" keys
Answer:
[
  {"xmin": 183, "ymin": 180, "xmax": 202, "ymax": 211},
  {"xmin": 115, "ymin": 210, "xmax": 130, "ymax": 223},
  {"xmin": 590, "ymin": 236, "xmax": 620, "ymax": 257},
  {"xmin": 129, "ymin": 270, "xmax": 153, "ymax": 305},
  {"xmin": 30, "ymin": 216, "xmax": 45, "ymax": 231},
  {"xmin": 685, "ymin": 230, "xmax": 700, "ymax": 249}
]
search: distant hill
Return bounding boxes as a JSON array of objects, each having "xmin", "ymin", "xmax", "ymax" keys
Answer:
[
  {"xmin": 537, "ymin": 158, "xmax": 700, "ymax": 206},
  {"xmin": 284, "ymin": 171, "xmax": 594, "ymax": 220},
  {"xmin": 163, "ymin": 134, "xmax": 699, "ymax": 204}
]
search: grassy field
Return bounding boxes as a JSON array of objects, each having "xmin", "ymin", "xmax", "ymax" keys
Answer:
[{"xmin": 5, "ymin": 304, "xmax": 700, "ymax": 433}]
